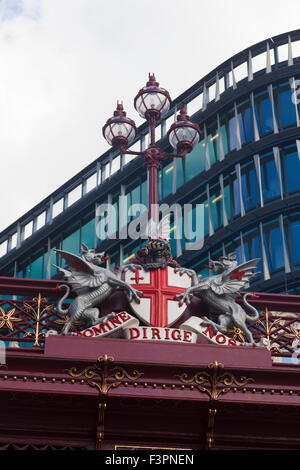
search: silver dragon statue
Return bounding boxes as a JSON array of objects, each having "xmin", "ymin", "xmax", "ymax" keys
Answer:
[
  {"xmin": 53, "ymin": 244, "xmax": 142, "ymax": 335},
  {"xmin": 175, "ymin": 253, "xmax": 260, "ymax": 344}
]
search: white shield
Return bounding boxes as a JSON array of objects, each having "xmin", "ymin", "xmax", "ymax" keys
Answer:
[{"xmin": 124, "ymin": 266, "xmax": 191, "ymax": 328}]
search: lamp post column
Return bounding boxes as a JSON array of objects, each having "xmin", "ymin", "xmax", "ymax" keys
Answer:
[
  {"xmin": 145, "ymin": 150, "xmax": 161, "ymax": 226},
  {"xmin": 145, "ymin": 118, "xmax": 161, "ymax": 226}
]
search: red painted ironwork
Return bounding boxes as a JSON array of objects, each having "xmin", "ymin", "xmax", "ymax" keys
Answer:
[
  {"xmin": 0, "ymin": 277, "xmax": 299, "ymax": 360},
  {"xmin": 1, "ymin": 333, "xmax": 299, "ymax": 450}
]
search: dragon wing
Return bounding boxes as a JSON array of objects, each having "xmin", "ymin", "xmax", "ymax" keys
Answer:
[
  {"xmin": 54, "ymin": 249, "xmax": 95, "ymax": 274},
  {"xmin": 54, "ymin": 266, "xmax": 106, "ymax": 294},
  {"xmin": 144, "ymin": 215, "xmax": 171, "ymax": 240},
  {"xmin": 210, "ymin": 259, "xmax": 260, "ymax": 296},
  {"xmin": 53, "ymin": 249, "xmax": 105, "ymax": 293}
]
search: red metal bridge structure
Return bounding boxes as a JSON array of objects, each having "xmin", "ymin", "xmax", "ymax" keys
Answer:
[{"xmin": 0, "ymin": 276, "xmax": 300, "ymax": 450}]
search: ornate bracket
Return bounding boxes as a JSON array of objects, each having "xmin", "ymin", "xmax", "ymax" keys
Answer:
[
  {"xmin": 65, "ymin": 354, "xmax": 143, "ymax": 395},
  {"xmin": 175, "ymin": 361, "xmax": 254, "ymax": 401}
]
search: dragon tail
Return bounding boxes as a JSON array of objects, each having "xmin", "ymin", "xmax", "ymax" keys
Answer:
[
  {"xmin": 56, "ymin": 284, "xmax": 70, "ymax": 315},
  {"xmin": 242, "ymin": 293, "xmax": 259, "ymax": 323}
]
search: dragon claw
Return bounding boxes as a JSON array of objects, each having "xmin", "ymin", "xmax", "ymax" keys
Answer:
[
  {"xmin": 129, "ymin": 289, "xmax": 143, "ymax": 304},
  {"xmin": 175, "ymin": 290, "xmax": 192, "ymax": 306}
]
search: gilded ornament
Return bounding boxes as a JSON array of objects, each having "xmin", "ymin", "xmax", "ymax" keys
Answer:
[
  {"xmin": 65, "ymin": 354, "xmax": 143, "ymax": 395},
  {"xmin": 175, "ymin": 361, "xmax": 254, "ymax": 400},
  {"xmin": 23, "ymin": 293, "xmax": 55, "ymax": 347},
  {"xmin": 284, "ymin": 325, "xmax": 300, "ymax": 348},
  {"xmin": 0, "ymin": 307, "xmax": 22, "ymax": 331}
]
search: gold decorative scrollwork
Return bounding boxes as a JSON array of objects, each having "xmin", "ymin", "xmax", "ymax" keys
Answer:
[
  {"xmin": 255, "ymin": 308, "xmax": 282, "ymax": 353},
  {"xmin": 175, "ymin": 361, "xmax": 254, "ymax": 401},
  {"xmin": 23, "ymin": 293, "xmax": 55, "ymax": 347},
  {"xmin": 65, "ymin": 354, "xmax": 143, "ymax": 395}
]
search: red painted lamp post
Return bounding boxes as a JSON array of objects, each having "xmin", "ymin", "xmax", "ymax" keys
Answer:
[{"xmin": 103, "ymin": 74, "xmax": 201, "ymax": 225}]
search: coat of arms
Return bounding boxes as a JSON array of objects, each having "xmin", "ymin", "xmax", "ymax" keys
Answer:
[{"xmin": 53, "ymin": 228, "xmax": 260, "ymax": 347}]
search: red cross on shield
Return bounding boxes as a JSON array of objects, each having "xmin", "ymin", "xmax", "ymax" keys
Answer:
[{"xmin": 124, "ymin": 266, "xmax": 191, "ymax": 327}]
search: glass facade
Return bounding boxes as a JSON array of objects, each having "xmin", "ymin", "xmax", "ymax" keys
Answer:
[{"xmin": 1, "ymin": 41, "xmax": 300, "ymax": 294}]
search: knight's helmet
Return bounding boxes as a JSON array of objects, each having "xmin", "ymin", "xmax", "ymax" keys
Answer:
[{"xmin": 144, "ymin": 238, "xmax": 171, "ymax": 263}]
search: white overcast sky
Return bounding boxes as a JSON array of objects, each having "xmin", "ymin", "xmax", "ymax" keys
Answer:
[{"xmin": 0, "ymin": 0, "xmax": 300, "ymax": 232}]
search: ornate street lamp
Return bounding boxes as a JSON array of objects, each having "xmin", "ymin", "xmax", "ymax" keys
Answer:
[
  {"xmin": 103, "ymin": 74, "xmax": 200, "ymax": 226},
  {"xmin": 102, "ymin": 102, "xmax": 137, "ymax": 149}
]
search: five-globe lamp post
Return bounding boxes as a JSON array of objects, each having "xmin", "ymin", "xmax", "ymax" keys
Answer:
[{"xmin": 103, "ymin": 74, "xmax": 201, "ymax": 226}]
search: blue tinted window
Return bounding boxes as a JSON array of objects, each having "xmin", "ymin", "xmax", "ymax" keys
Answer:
[
  {"xmin": 62, "ymin": 228, "xmax": 80, "ymax": 253},
  {"xmin": 207, "ymin": 132, "xmax": 218, "ymax": 165},
  {"xmin": 269, "ymin": 226, "xmax": 284, "ymax": 270},
  {"xmin": 238, "ymin": 114, "xmax": 245, "ymax": 145},
  {"xmin": 243, "ymin": 229, "xmax": 261, "ymax": 272},
  {"xmin": 243, "ymin": 107, "xmax": 253, "ymax": 142},
  {"xmin": 131, "ymin": 186, "xmax": 140, "ymax": 205},
  {"xmin": 185, "ymin": 204, "xmax": 205, "ymax": 246},
  {"xmin": 176, "ymin": 158, "xmax": 184, "ymax": 190},
  {"xmin": 229, "ymin": 116, "xmax": 238, "ymax": 151},
  {"xmin": 50, "ymin": 244, "xmax": 61, "ymax": 278},
  {"xmin": 223, "ymin": 178, "xmax": 231, "ymax": 221},
  {"xmin": 291, "ymin": 220, "xmax": 300, "ymax": 264},
  {"xmin": 98, "ymin": 210, "xmax": 109, "ymax": 241},
  {"xmin": 284, "ymin": 150, "xmax": 300, "ymax": 192},
  {"xmin": 220, "ymin": 123, "xmax": 228, "ymax": 156},
  {"xmin": 185, "ymin": 139, "xmax": 206, "ymax": 181},
  {"xmin": 81, "ymin": 218, "xmax": 95, "ymax": 249},
  {"xmin": 235, "ymin": 245, "xmax": 243, "ymax": 265},
  {"xmin": 260, "ymin": 98, "xmax": 273, "ymax": 133},
  {"xmin": 233, "ymin": 178, "xmax": 241, "ymax": 215},
  {"xmin": 255, "ymin": 94, "xmax": 273, "ymax": 135},
  {"xmin": 210, "ymin": 188, "xmax": 223, "ymax": 230},
  {"xmin": 279, "ymin": 87, "xmax": 296, "ymax": 127},
  {"xmin": 170, "ymin": 216, "xmax": 184, "ymax": 255},
  {"xmin": 261, "ymin": 155, "xmax": 280, "ymax": 200},
  {"xmin": 241, "ymin": 166, "xmax": 257, "ymax": 210},
  {"xmin": 108, "ymin": 201, "xmax": 118, "ymax": 237},
  {"xmin": 141, "ymin": 180, "xmax": 148, "ymax": 208},
  {"xmin": 251, "ymin": 234, "xmax": 261, "ymax": 272},
  {"xmin": 163, "ymin": 161, "xmax": 174, "ymax": 198},
  {"xmin": 189, "ymin": 193, "xmax": 209, "ymax": 238},
  {"xmin": 30, "ymin": 254, "xmax": 44, "ymax": 279},
  {"xmin": 263, "ymin": 222, "xmax": 284, "ymax": 272},
  {"xmin": 158, "ymin": 170, "xmax": 162, "ymax": 201}
]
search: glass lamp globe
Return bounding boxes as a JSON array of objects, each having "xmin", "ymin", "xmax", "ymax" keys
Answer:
[
  {"xmin": 167, "ymin": 108, "xmax": 200, "ymax": 154},
  {"xmin": 134, "ymin": 74, "xmax": 171, "ymax": 122},
  {"xmin": 103, "ymin": 103, "xmax": 136, "ymax": 149}
]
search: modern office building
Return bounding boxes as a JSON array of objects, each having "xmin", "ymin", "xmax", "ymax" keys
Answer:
[{"xmin": 1, "ymin": 29, "xmax": 300, "ymax": 293}]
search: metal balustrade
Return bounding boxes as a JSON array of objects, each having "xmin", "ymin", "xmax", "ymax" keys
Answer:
[{"xmin": 0, "ymin": 277, "xmax": 299, "ymax": 363}]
